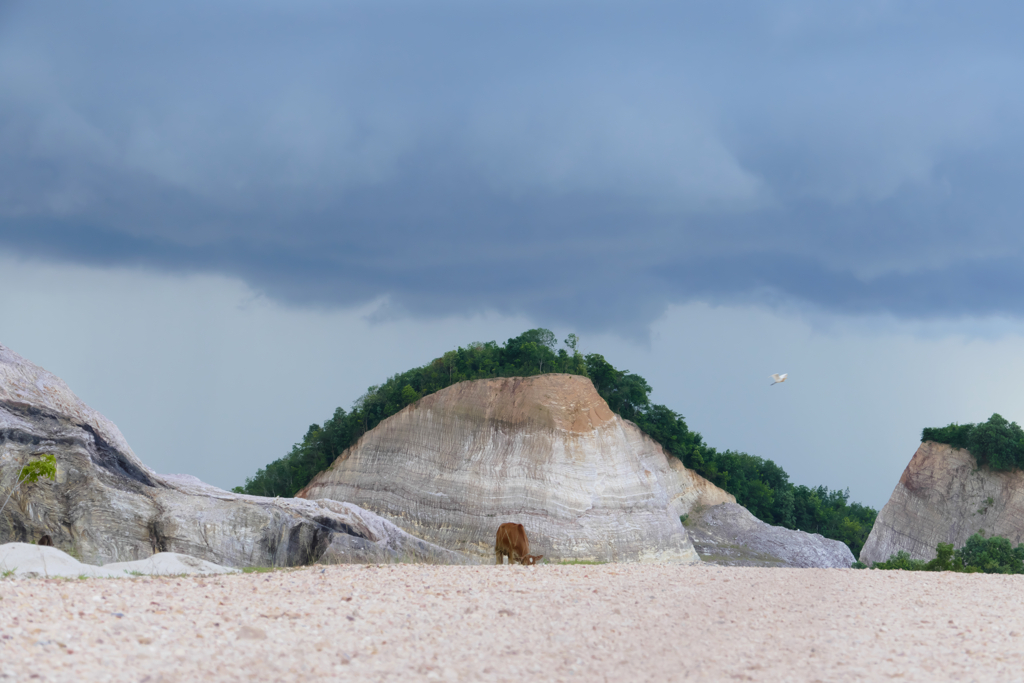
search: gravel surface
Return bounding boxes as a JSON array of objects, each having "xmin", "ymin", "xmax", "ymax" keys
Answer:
[{"xmin": 2, "ymin": 564, "xmax": 1023, "ymax": 682}]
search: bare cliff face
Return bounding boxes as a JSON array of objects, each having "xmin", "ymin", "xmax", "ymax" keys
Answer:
[
  {"xmin": 686, "ymin": 503, "xmax": 855, "ymax": 568},
  {"xmin": 0, "ymin": 344, "xmax": 462, "ymax": 567},
  {"xmin": 298, "ymin": 374, "xmax": 734, "ymax": 563},
  {"xmin": 860, "ymin": 441, "xmax": 1024, "ymax": 566}
]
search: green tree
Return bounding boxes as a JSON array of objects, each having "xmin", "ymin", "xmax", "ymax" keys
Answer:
[
  {"xmin": 519, "ymin": 328, "xmax": 557, "ymax": 350},
  {"xmin": 401, "ymin": 384, "xmax": 421, "ymax": 406},
  {"xmin": 925, "ymin": 543, "xmax": 958, "ymax": 572},
  {"xmin": 956, "ymin": 530, "xmax": 1024, "ymax": 574},
  {"xmin": 441, "ymin": 351, "xmax": 459, "ymax": 384}
]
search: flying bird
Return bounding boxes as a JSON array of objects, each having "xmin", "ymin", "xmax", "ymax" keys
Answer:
[{"xmin": 770, "ymin": 373, "xmax": 788, "ymax": 386}]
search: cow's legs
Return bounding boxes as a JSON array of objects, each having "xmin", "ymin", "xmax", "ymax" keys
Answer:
[{"xmin": 495, "ymin": 551, "xmax": 504, "ymax": 565}]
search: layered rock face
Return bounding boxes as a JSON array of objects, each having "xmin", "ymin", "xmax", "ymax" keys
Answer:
[
  {"xmin": 299, "ymin": 374, "xmax": 734, "ymax": 563},
  {"xmin": 860, "ymin": 441, "xmax": 1024, "ymax": 566},
  {"xmin": 0, "ymin": 344, "xmax": 462, "ymax": 567},
  {"xmin": 686, "ymin": 503, "xmax": 855, "ymax": 568}
]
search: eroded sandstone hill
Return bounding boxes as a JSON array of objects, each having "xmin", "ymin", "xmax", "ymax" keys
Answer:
[
  {"xmin": 298, "ymin": 374, "xmax": 735, "ymax": 563},
  {"xmin": 0, "ymin": 344, "xmax": 461, "ymax": 567},
  {"xmin": 860, "ymin": 441, "xmax": 1024, "ymax": 566}
]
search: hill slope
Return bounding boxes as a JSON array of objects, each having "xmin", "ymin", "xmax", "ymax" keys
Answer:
[{"xmin": 298, "ymin": 374, "xmax": 733, "ymax": 563}]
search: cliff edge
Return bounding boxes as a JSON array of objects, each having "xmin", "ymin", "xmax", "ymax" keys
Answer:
[{"xmin": 860, "ymin": 440, "xmax": 1024, "ymax": 565}]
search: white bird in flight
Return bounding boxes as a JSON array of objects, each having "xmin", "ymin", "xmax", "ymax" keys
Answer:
[{"xmin": 770, "ymin": 373, "xmax": 788, "ymax": 386}]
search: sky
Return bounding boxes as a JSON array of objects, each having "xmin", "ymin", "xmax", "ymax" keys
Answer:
[{"xmin": 2, "ymin": 1, "xmax": 1024, "ymax": 509}]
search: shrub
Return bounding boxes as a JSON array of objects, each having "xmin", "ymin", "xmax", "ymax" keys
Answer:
[
  {"xmin": 871, "ymin": 533, "xmax": 1024, "ymax": 574},
  {"xmin": 871, "ymin": 550, "xmax": 928, "ymax": 571},
  {"xmin": 955, "ymin": 531, "xmax": 1024, "ymax": 574},
  {"xmin": 0, "ymin": 454, "xmax": 57, "ymax": 517}
]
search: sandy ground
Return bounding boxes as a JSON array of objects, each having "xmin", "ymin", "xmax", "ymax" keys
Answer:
[{"xmin": 2, "ymin": 564, "xmax": 1023, "ymax": 682}]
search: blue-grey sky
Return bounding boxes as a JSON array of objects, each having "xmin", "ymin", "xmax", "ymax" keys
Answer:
[{"xmin": 2, "ymin": 1, "xmax": 1024, "ymax": 508}]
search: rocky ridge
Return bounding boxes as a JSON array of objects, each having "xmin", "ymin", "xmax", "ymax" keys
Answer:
[
  {"xmin": 0, "ymin": 344, "xmax": 463, "ymax": 567},
  {"xmin": 860, "ymin": 440, "xmax": 1024, "ymax": 565}
]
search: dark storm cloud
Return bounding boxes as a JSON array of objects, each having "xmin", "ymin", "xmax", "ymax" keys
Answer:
[{"xmin": 2, "ymin": 0, "xmax": 1024, "ymax": 330}]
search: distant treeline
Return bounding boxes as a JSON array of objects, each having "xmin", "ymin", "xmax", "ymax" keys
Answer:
[
  {"xmin": 234, "ymin": 328, "xmax": 877, "ymax": 557},
  {"xmin": 863, "ymin": 531, "xmax": 1024, "ymax": 574},
  {"xmin": 923, "ymin": 413, "xmax": 1024, "ymax": 471}
]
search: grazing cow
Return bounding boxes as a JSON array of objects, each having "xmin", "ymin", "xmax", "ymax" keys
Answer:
[{"xmin": 495, "ymin": 523, "xmax": 543, "ymax": 565}]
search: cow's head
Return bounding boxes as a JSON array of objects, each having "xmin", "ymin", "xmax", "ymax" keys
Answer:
[{"xmin": 520, "ymin": 555, "xmax": 544, "ymax": 565}]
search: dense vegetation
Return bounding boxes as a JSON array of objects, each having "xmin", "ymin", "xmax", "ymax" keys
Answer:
[
  {"xmin": 865, "ymin": 531, "xmax": 1024, "ymax": 574},
  {"xmin": 922, "ymin": 413, "xmax": 1024, "ymax": 471},
  {"xmin": 234, "ymin": 328, "xmax": 877, "ymax": 556}
]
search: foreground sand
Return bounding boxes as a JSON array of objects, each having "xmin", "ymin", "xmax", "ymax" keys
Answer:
[{"xmin": 2, "ymin": 564, "xmax": 1023, "ymax": 682}]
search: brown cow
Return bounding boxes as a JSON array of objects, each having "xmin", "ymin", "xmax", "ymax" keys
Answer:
[{"xmin": 494, "ymin": 523, "xmax": 543, "ymax": 565}]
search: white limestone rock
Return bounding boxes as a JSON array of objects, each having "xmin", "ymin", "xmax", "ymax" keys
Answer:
[
  {"xmin": 685, "ymin": 503, "xmax": 856, "ymax": 568},
  {"xmin": 0, "ymin": 542, "xmax": 241, "ymax": 578},
  {"xmin": 299, "ymin": 374, "xmax": 735, "ymax": 563},
  {"xmin": 0, "ymin": 343, "xmax": 463, "ymax": 567}
]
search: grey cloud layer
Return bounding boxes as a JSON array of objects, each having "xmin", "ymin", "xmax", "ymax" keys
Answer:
[{"xmin": 2, "ymin": 0, "xmax": 1022, "ymax": 329}]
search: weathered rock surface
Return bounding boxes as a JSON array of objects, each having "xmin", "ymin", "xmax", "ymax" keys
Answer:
[
  {"xmin": 0, "ymin": 542, "xmax": 241, "ymax": 578},
  {"xmin": 0, "ymin": 344, "xmax": 465, "ymax": 567},
  {"xmin": 860, "ymin": 441, "xmax": 1024, "ymax": 565},
  {"xmin": 299, "ymin": 374, "xmax": 736, "ymax": 563},
  {"xmin": 685, "ymin": 503, "xmax": 856, "ymax": 568}
]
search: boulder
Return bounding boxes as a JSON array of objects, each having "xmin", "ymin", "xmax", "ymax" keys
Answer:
[
  {"xmin": 0, "ymin": 344, "xmax": 464, "ymax": 567},
  {"xmin": 860, "ymin": 441, "xmax": 1024, "ymax": 566},
  {"xmin": 684, "ymin": 503, "xmax": 855, "ymax": 568},
  {"xmin": 299, "ymin": 374, "xmax": 735, "ymax": 563}
]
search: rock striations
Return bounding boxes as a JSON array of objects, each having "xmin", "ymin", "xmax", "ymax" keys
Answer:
[
  {"xmin": 860, "ymin": 440, "xmax": 1024, "ymax": 566},
  {"xmin": 686, "ymin": 503, "xmax": 855, "ymax": 568},
  {"xmin": 0, "ymin": 344, "xmax": 463, "ymax": 567},
  {"xmin": 299, "ymin": 374, "xmax": 734, "ymax": 563}
]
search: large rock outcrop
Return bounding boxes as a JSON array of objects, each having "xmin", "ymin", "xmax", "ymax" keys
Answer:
[
  {"xmin": 299, "ymin": 374, "xmax": 735, "ymax": 563},
  {"xmin": 0, "ymin": 344, "xmax": 463, "ymax": 567},
  {"xmin": 860, "ymin": 441, "xmax": 1024, "ymax": 565},
  {"xmin": 685, "ymin": 503, "xmax": 856, "ymax": 568}
]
